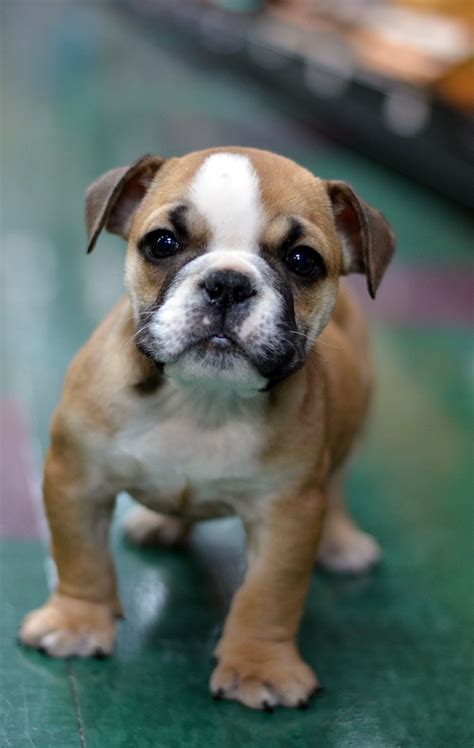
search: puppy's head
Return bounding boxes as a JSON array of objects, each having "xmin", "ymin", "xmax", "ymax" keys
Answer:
[{"xmin": 86, "ymin": 148, "xmax": 395, "ymax": 392}]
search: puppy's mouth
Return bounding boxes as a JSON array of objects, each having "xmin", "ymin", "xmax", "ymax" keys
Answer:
[
  {"xmin": 200, "ymin": 333, "xmax": 243, "ymax": 353},
  {"xmin": 137, "ymin": 308, "xmax": 306, "ymax": 389},
  {"xmin": 185, "ymin": 330, "xmax": 250, "ymax": 364},
  {"xmin": 156, "ymin": 325, "xmax": 267, "ymax": 391},
  {"xmin": 208, "ymin": 333, "xmax": 232, "ymax": 347}
]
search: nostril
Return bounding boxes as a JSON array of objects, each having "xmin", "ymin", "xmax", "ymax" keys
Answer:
[
  {"xmin": 233, "ymin": 284, "xmax": 254, "ymax": 303},
  {"xmin": 205, "ymin": 280, "xmax": 224, "ymax": 301}
]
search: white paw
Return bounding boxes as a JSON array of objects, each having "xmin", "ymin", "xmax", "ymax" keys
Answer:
[
  {"xmin": 318, "ymin": 524, "xmax": 381, "ymax": 574},
  {"xmin": 20, "ymin": 594, "xmax": 116, "ymax": 658},
  {"xmin": 211, "ymin": 641, "xmax": 320, "ymax": 710},
  {"xmin": 123, "ymin": 507, "xmax": 189, "ymax": 547}
]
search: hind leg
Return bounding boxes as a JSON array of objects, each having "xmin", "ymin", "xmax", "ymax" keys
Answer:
[
  {"xmin": 317, "ymin": 470, "xmax": 381, "ymax": 574},
  {"xmin": 124, "ymin": 506, "xmax": 190, "ymax": 548}
]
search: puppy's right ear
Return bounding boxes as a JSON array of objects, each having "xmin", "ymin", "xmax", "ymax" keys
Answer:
[{"xmin": 85, "ymin": 154, "xmax": 165, "ymax": 253}]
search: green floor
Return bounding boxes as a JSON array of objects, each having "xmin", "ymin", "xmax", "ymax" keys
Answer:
[{"xmin": 1, "ymin": 2, "xmax": 473, "ymax": 746}]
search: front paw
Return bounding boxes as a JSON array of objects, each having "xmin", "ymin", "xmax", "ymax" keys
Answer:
[
  {"xmin": 19, "ymin": 593, "xmax": 116, "ymax": 658},
  {"xmin": 210, "ymin": 640, "xmax": 320, "ymax": 710}
]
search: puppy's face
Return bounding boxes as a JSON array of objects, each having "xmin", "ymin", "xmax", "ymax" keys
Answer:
[
  {"xmin": 86, "ymin": 148, "xmax": 395, "ymax": 392},
  {"xmin": 126, "ymin": 150, "xmax": 342, "ymax": 391}
]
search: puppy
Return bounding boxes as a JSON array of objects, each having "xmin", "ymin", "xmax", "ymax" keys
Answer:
[{"xmin": 20, "ymin": 147, "xmax": 395, "ymax": 710}]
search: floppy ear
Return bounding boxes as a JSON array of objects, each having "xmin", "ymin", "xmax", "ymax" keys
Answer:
[
  {"xmin": 326, "ymin": 181, "xmax": 396, "ymax": 298},
  {"xmin": 85, "ymin": 154, "xmax": 165, "ymax": 253}
]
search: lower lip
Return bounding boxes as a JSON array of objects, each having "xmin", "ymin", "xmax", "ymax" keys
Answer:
[{"xmin": 208, "ymin": 335, "xmax": 234, "ymax": 350}]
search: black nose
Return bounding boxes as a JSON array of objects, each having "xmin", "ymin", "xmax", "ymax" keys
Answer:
[{"xmin": 203, "ymin": 270, "xmax": 255, "ymax": 307}]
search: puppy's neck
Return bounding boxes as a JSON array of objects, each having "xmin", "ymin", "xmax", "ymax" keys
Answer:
[{"xmin": 164, "ymin": 377, "xmax": 268, "ymax": 426}]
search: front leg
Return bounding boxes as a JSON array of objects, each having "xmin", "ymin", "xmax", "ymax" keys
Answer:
[
  {"xmin": 211, "ymin": 488, "xmax": 325, "ymax": 710},
  {"xmin": 20, "ymin": 447, "xmax": 120, "ymax": 658}
]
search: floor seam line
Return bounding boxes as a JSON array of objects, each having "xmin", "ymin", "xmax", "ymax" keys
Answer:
[{"xmin": 67, "ymin": 665, "xmax": 87, "ymax": 748}]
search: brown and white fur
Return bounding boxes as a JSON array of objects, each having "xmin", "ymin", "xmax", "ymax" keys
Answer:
[{"xmin": 20, "ymin": 147, "xmax": 395, "ymax": 710}]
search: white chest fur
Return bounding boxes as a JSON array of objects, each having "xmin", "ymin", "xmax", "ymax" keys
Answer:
[{"xmin": 110, "ymin": 381, "xmax": 282, "ymax": 516}]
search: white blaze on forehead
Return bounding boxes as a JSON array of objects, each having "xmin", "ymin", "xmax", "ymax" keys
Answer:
[{"xmin": 188, "ymin": 153, "xmax": 263, "ymax": 251}]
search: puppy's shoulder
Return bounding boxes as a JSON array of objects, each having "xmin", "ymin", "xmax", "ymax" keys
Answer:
[
  {"xmin": 56, "ymin": 297, "xmax": 153, "ymax": 437},
  {"xmin": 306, "ymin": 284, "xmax": 373, "ymax": 465},
  {"xmin": 324, "ymin": 283, "xmax": 371, "ymax": 376}
]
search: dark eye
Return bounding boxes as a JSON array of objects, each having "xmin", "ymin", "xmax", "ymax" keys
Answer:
[
  {"xmin": 139, "ymin": 229, "xmax": 180, "ymax": 260},
  {"xmin": 284, "ymin": 246, "xmax": 326, "ymax": 278}
]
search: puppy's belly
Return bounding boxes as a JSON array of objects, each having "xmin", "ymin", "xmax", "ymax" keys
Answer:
[
  {"xmin": 122, "ymin": 459, "xmax": 287, "ymax": 521},
  {"xmin": 109, "ymin": 407, "xmax": 290, "ymax": 520},
  {"xmin": 132, "ymin": 480, "xmax": 265, "ymax": 521}
]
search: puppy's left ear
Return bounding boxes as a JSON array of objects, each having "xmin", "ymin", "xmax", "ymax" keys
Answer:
[
  {"xmin": 326, "ymin": 181, "xmax": 396, "ymax": 298},
  {"xmin": 85, "ymin": 154, "xmax": 165, "ymax": 253}
]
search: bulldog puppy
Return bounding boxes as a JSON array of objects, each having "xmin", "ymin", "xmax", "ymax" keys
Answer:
[{"xmin": 20, "ymin": 147, "xmax": 395, "ymax": 710}]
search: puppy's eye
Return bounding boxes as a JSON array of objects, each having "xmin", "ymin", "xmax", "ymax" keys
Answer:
[
  {"xmin": 285, "ymin": 246, "xmax": 326, "ymax": 278},
  {"xmin": 139, "ymin": 229, "xmax": 180, "ymax": 260}
]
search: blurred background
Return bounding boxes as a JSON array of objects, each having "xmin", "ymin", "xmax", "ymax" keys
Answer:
[{"xmin": 1, "ymin": 1, "xmax": 473, "ymax": 746}]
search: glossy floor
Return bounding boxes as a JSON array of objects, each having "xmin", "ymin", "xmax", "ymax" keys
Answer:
[{"xmin": 1, "ymin": 3, "xmax": 473, "ymax": 746}]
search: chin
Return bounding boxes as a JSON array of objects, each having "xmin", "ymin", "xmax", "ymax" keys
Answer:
[{"xmin": 163, "ymin": 341, "xmax": 268, "ymax": 394}]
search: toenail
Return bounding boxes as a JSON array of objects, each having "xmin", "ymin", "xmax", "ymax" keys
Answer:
[
  {"xmin": 93, "ymin": 648, "xmax": 107, "ymax": 659},
  {"xmin": 213, "ymin": 688, "xmax": 224, "ymax": 701},
  {"xmin": 297, "ymin": 699, "xmax": 309, "ymax": 709},
  {"xmin": 262, "ymin": 701, "xmax": 274, "ymax": 713}
]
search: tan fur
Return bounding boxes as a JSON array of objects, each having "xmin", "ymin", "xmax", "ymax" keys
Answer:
[{"xmin": 20, "ymin": 147, "xmax": 395, "ymax": 710}]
